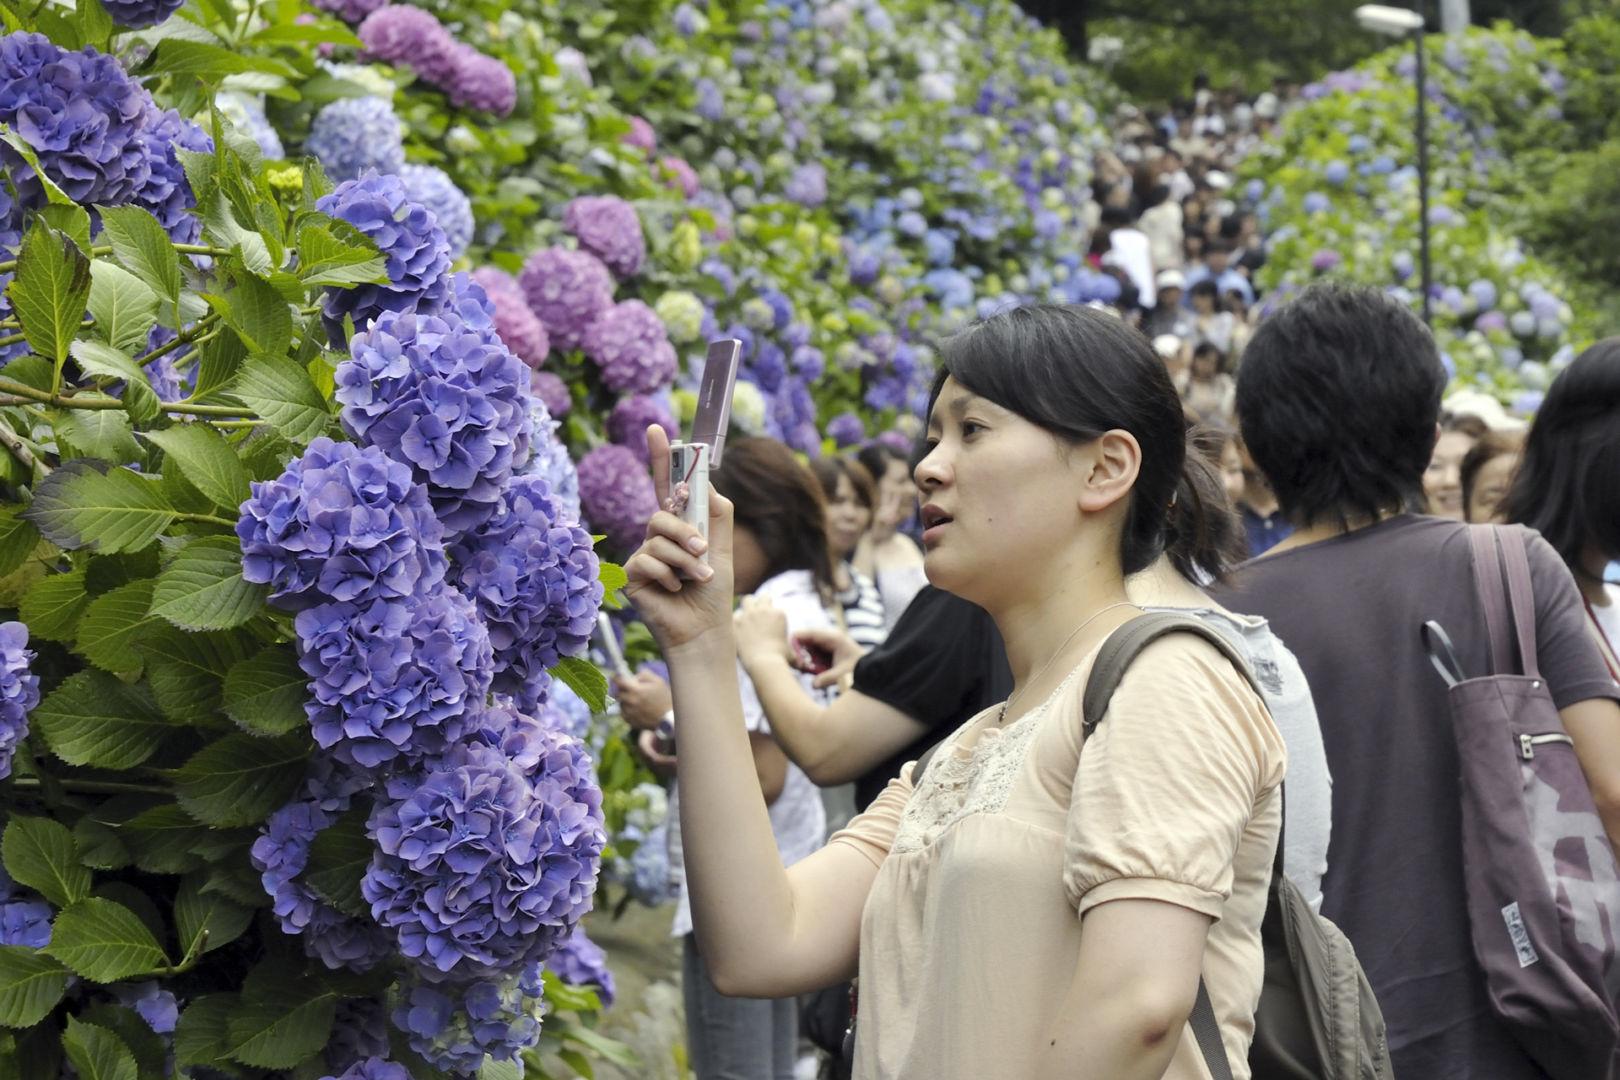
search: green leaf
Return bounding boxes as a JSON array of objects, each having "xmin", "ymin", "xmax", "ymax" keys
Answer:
[
  {"xmin": 174, "ymin": 994, "xmax": 235, "ymax": 1068},
  {"xmin": 46, "ymin": 898, "xmax": 167, "ymax": 983},
  {"xmin": 174, "ymin": 873, "xmax": 252, "ymax": 958},
  {"xmin": 69, "ymin": 340, "xmax": 161, "ymax": 425},
  {"xmin": 200, "ymin": 863, "xmax": 267, "ymax": 908},
  {"xmin": 192, "ymin": 326, "xmax": 245, "ymax": 401},
  {"xmin": 75, "ymin": 579, "xmax": 157, "ymax": 674},
  {"xmin": 86, "ymin": 264, "xmax": 160, "ymax": 359},
  {"xmin": 293, "ymin": 222, "xmax": 388, "ymax": 288},
  {"xmin": 247, "ymin": 21, "xmax": 361, "ymax": 47},
  {"xmin": 2, "ymin": 817, "xmax": 90, "ymax": 908},
  {"xmin": 226, "ymin": 963, "xmax": 336, "ymax": 1069},
  {"xmin": 149, "ymin": 537, "xmax": 265, "ymax": 631},
  {"xmin": 199, "ymin": 196, "xmax": 270, "ymax": 276},
  {"xmin": 141, "ymin": 425, "xmax": 250, "ymax": 511},
  {"xmin": 479, "ymin": 1060, "xmax": 523, "ymax": 1080},
  {"xmin": 71, "ymin": 817, "xmax": 129, "ymax": 871},
  {"xmin": 0, "ymin": 509, "xmax": 40, "ymax": 578},
  {"xmin": 141, "ymin": 39, "xmax": 296, "ymax": 78},
  {"xmin": 39, "ymin": 204, "xmax": 91, "ymax": 256},
  {"xmin": 302, "ymin": 808, "xmax": 369, "ymax": 917},
  {"xmin": 8, "ymin": 220, "xmax": 91, "ymax": 369},
  {"xmin": 62, "ymin": 1018, "xmax": 137, "ymax": 1080},
  {"xmin": 120, "ymin": 804, "xmax": 206, "ymax": 876},
  {"xmin": 551, "ymin": 655, "xmax": 608, "ymax": 713},
  {"xmin": 598, "ymin": 560, "xmax": 627, "ymax": 597},
  {"xmin": 301, "ymin": 158, "xmax": 333, "ymax": 204},
  {"xmin": 96, "ymin": 206, "xmax": 181, "ymax": 309},
  {"xmin": 0, "ymin": 947, "xmax": 68, "ymax": 1030},
  {"xmin": 222, "ymin": 645, "xmax": 307, "ymax": 736},
  {"xmin": 33, "ymin": 670, "xmax": 171, "ymax": 769},
  {"xmin": 54, "ymin": 407, "xmax": 140, "ymax": 465},
  {"xmin": 230, "ymin": 354, "xmax": 330, "ymax": 444},
  {"xmin": 174, "ymin": 732, "xmax": 307, "ymax": 828},
  {"xmin": 215, "ymin": 275, "xmax": 292, "ymax": 358},
  {"xmin": 75, "ymin": 1006, "xmax": 167, "ymax": 1080},
  {"xmin": 136, "ymin": 626, "xmax": 254, "ymax": 725},
  {"xmin": 23, "ymin": 461, "xmax": 175, "ymax": 554},
  {"xmin": 0, "ymin": 125, "xmax": 71, "ymax": 206},
  {"xmin": 17, "ymin": 567, "xmax": 90, "ymax": 642}
]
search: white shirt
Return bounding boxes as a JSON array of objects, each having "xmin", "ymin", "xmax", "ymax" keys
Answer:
[
  {"xmin": 1108, "ymin": 227, "xmax": 1156, "ymax": 307},
  {"xmin": 669, "ymin": 570, "xmax": 833, "ymax": 937}
]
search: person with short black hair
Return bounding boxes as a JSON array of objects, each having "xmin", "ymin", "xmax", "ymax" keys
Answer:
[
  {"xmin": 1211, "ymin": 283, "xmax": 1620, "ymax": 1080},
  {"xmin": 1181, "ymin": 341, "xmax": 1234, "ymax": 423}
]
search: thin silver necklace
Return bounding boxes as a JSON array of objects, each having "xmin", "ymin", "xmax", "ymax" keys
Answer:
[{"xmin": 997, "ymin": 601, "xmax": 1139, "ymax": 726}]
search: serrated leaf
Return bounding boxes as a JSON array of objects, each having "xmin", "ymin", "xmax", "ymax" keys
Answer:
[
  {"xmin": 0, "ymin": 509, "xmax": 41, "ymax": 578},
  {"xmin": 598, "ymin": 561, "xmax": 627, "ymax": 596},
  {"xmin": 302, "ymin": 808, "xmax": 369, "ymax": 917},
  {"xmin": 23, "ymin": 461, "xmax": 175, "ymax": 554},
  {"xmin": 86, "ymin": 264, "xmax": 160, "ymax": 363},
  {"xmin": 75, "ymin": 1005, "xmax": 167, "ymax": 1080},
  {"xmin": 479, "ymin": 1060, "xmax": 523, "ymax": 1080},
  {"xmin": 0, "ymin": 125, "xmax": 71, "ymax": 206},
  {"xmin": 293, "ymin": 223, "xmax": 387, "ymax": 288},
  {"xmin": 200, "ymin": 863, "xmax": 267, "ymax": 907},
  {"xmin": 222, "ymin": 645, "xmax": 307, "ymax": 736},
  {"xmin": 74, "ymin": 580, "xmax": 157, "ymax": 673},
  {"xmin": 551, "ymin": 655, "xmax": 608, "ymax": 713},
  {"xmin": 96, "ymin": 207, "xmax": 181, "ymax": 309},
  {"xmin": 192, "ymin": 327, "xmax": 245, "ymax": 402},
  {"xmin": 174, "ymin": 994, "xmax": 235, "ymax": 1068},
  {"xmin": 141, "ymin": 425, "xmax": 250, "ymax": 512},
  {"xmin": 69, "ymin": 340, "xmax": 161, "ymax": 424},
  {"xmin": 215, "ymin": 275, "xmax": 292, "ymax": 358},
  {"xmin": 33, "ymin": 670, "xmax": 171, "ymax": 769},
  {"xmin": 0, "ymin": 947, "xmax": 68, "ymax": 1030},
  {"xmin": 174, "ymin": 733, "xmax": 306, "ymax": 828},
  {"xmin": 226, "ymin": 963, "xmax": 336, "ymax": 1069},
  {"xmin": 62, "ymin": 1017, "xmax": 137, "ymax": 1080},
  {"xmin": 2, "ymin": 816, "xmax": 90, "ymax": 908},
  {"xmin": 8, "ymin": 220, "xmax": 91, "ymax": 368},
  {"xmin": 46, "ymin": 899, "xmax": 167, "ymax": 983},
  {"xmin": 53, "ymin": 407, "xmax": 140, "ymax": 465},
  {"xmin": 71, "ymin": 817, "xmax": 128, "ymax": 871},
  {"xmin": 230, "ymin": 354, "xmax": 330, "ymax": 444},
  {"xmin": 17, "ymin": 568, "xmax": 90, "ymax": 642},
  {"xmin": 136, "ymin": 625, "xmax": 254, "ymax": 725},
  {"xmin": 141, "ymin": 39, "xmax": 296, "ymax": 78},
  {"xmin": 120, "ymin": 804, "xmax": 206, "ymax": 876},
  {"xmin": 199, "ymin": 196, "xmax": 270, "ymax": 276},
  {"xmin": 39, "ymin": 204, "xmax": 91, "ymax": 255},
  {"xmin": 247, "ymin": 22, "xmax": 360, "ymax": 47},
  {"xmin": 174, "ymin": 873, "xmax": 252, "ymax": 958},
  {"xmin": 150, "ymin": 537, "xmax": 265, "ymax": 631}
]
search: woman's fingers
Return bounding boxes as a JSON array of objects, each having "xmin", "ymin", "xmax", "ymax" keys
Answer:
[
  {"xmin": 626, "ymin": 548, "xmax": 685, "ymax": 594},
  {"xmin": 644, "ymin": 509, "xmax": 709, "ymax": 557},
  {"xmin": 648, "ymin": 425, "xmax": 673, "ymax": 508}
]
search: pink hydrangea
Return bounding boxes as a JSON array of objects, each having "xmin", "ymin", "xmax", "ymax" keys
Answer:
[
  {"xmin": 473, "ymin": 267, "xmax": 550, "ymax": 368},
  {"xmin": 530, "ymin": 371, "xmax": 571, "ymax": 417},
  {"xmin": 659, "ymin": 157, "xmax": 700, "ymax": 199},
  {"xmin": 582, "ymin": 300, "xmax": 677, "ymax": 395},
  {"xmin": 519, "ymin": 247, "xmax": 615, "ymax": 352},
  {"xmin": 357, "ymin": 6, "xmax": 456, "ymax": 84},
  {"xmin": 622, "ymin": 116, "xmax": 656, "ymax": 157},
  {"xmin": 563, "ymin": 196, "xmax": 645, "ymax": 279},
  {"xmin": 447, "ymin": 43, "xmax": 516, "ymax": 117}
]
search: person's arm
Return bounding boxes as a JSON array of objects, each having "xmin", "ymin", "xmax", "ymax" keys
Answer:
[{"xmin": 1561, "ymin": 697, "xmax": 1620, "ymax": 850}]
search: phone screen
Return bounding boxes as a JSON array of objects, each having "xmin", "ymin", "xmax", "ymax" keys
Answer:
[{"xmin": 690, "ymin": 339, "xmax": 742, "ymax": 465}]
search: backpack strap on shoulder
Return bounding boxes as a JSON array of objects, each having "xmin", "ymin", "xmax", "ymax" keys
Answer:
[{"xmin": 1082, "ymin": 611, "xmax": 1261, "ymax": 735}]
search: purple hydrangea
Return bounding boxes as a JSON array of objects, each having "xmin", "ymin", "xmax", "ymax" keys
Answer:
[
  {"xmin": 1310, "ymin": 248, "xmax": 1342, "ymax": 273},
  {"xmin": 325, "ymin": 999, "xmax": 392, "ymax": 1074},
  {"xmin": 114, "ymin": 982, "xmax": 179, "ymax": 1033},
  {"xmin": 563, "ymin": 196, "xmax": 646, "ymax": 279},
  {"xmin": 537, "ymin": 681, "xmax": 592, "ymax": 742},
  {"xmin": 582, "ymin": 300, "xmax": 677, "ymax": 395},
  {"xmin": 316, "ymin": 171, "xmax": 452, "ymax": 344},
  {"xmin": 472, "ymin": 267, "xmax": 550, "ymax": 368},
  {"xmin": 100, "ymin": 0, "xmax": 183, "ymax": 27},
  {"xmin": 784, "ymin": 162, "xmax": 828, "ymax": 207},
  {"xmin": 451, "ymin": 476, "xmax": 602, "ymax": 711},
  {"xmin": 357, "ymin": 6, "xmax": 456, "ymax": 84},
  {"xmin": 296, "ymin": 588, "xmax": 493, "ymax": 770},
  {"xmin": 363, "ymin": 730, "xmax": 605, "ymax": 978},
  {"xmin": 0, "ymin": 896, "xmax": 51, "ymax": 947},
  {"xmin": 0, "ymin": 623, "xmax": 37, "ymax": 782},
  {"xmin": 659, "ymin": 156, "xmax": 699, "ymax": 199},
  {"xmin": 529, "ymin": 370, "xmax": 571, "ymax": 418},
  {"xmin": 338, "ymin": 277, "xmax": 532, "ymax": 536},
  {"xmin": 391, "ymin": 967, "xmax": 546, "ymax": 1073},
  {"xmin": 517, "ymin": 402, "xmax": 581, "ymax": 521},
  {"xmin": 321, "ymin": 1057, "xmax": 413, "ymax": 1080},
  {"xmin": 399, "ymin": 164, "xmax": 474, "ymax": 259},
  {"xmin": 132, "ymin": 105, "xmax": 212, "ymax": 245},
  {"xmin": 305, "ymin": 97, "xmax": 405, "ymax": 184},
  {"xmin": 445, "ymin": 44, "xmax": 517, "ymax": 117},
  {"xmin": 0, "ymin": 34, "xmax": 151, "ymax": 209},
  {"xmin": 577, "ymin": 444, "xmax": 657, "ymax": 552},
  {"xmin": 607, "ymin": 394, "xmax": 678, "ymax": 463},
  {"xmin": 312, "ymin": 0, "xmax": 388, "ymax": 23},
  {"xmin": 545, "ymin": 927, "xmax": 616, "ymax": 1006},
  {"xmin": 519, "ymin": 247, "xmax": 615, "ymax": 352},
  {"xmin": 826, "ymin": 411, "xmax": 865, "ymax": 448},
  {"xmin": 237, "ymin": 436, "xmax": 448, "ymax": 610},
  {"xmin": 622, "ymin": 116, "xmax": 656, "ymax": 156}
]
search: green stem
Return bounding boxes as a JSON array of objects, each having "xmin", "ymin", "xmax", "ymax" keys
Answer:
[
  {"xmin": 10, "ymin": 777, "xmax": 171, "ymax": 797},
  {"xmin": 138, "ymin": 313, "xmax": 222, "ymax": 368},
  {"xmin": 175, "ymin": 512, "xmax": 238, "ymax": 528},
  {"xmin": 0, "ymin": 376, "xmax": 256, "ymax": 418},
  {"xmin": 0, "ymin": 332, "xmax": 22, "ymax": 349},
  {"xmin": 172, "ymin": 244, "xmax": 237, "ymax": 258},
  {"xmin": 0, "ymin": 246, "xmax": 111, "ymax": 275}
]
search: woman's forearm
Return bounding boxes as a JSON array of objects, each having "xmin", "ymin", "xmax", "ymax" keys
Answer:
[{"xmin": 741, "ymin": 652, "xmax": 838, "ymax": 776}]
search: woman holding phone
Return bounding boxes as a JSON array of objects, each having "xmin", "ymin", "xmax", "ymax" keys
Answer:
[{"xmin": 626, "ymin": 305, "xmax": 1283, "ymax": 1080}]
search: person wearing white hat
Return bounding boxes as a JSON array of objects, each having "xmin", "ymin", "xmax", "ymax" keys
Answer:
[{"xmin": 1145, "ymin": 271, "xmax": 1195, "ymax": 340}]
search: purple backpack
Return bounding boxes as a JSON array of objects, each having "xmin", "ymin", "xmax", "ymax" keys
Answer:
[{"xmin": 1421, "ymin": 525, "xmax": 1620, "ymax": 1079}]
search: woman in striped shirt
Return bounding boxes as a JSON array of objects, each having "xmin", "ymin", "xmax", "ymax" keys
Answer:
[{"xmin": 811, "ymin": 457, "xmax": 889, "ymax": 650}]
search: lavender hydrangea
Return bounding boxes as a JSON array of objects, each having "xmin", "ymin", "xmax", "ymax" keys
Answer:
[
  {"xmin": 132, "ymin": 105, "xmax": 212, "ymax": 245},
  {"xmin": 0, "ymin": 894, "xmax": 51, "ymax": 947},
  {"xmin": 100, "ymin": 0, "xmax": 183, "ymax": 27},
  {"xmin": 114, "ymin": 982, "xmax": 179, "ymax": 1033},
  {"xmin": 577, "ymin": 444, "xmax": 657, "ymax": 552},
  {"xmin": 237, "ymin": 436, "xmax": 448, "ymax": 610},
  {"xmin": 296, "ymin": 588, "xmax": 493, "ymax": 770},
  {"xmin": 0, "ymin": 623, "xmax": 37, "ymax": 782},
  {"xmin": 826, "ymin": 411, "xmax": 866, "ymax": 448},
  {"xmin": 398, "ymin": 164, "xmax": 473, "ymax": 259},
  {"xmin": 357, "ymin": 6, "xmax": 456, "ymax": 84},
  {"xmin": 325, "ymin": 999, "xmax": 392, "ymax": 1074},
  {"xmin": 391, "ymin": 967, "xmax": 546, "ymax": 1073},
  {"xmin": 338, "ymin": 277, "xmax": 532, "ymax": 536},
  {"xmin": 312, "ymin": 0, "xmax": 388, "ymax": 23},
  {"xmin": 446, "ymin": 44, "xmax": 517, "ymax": 117},
  {"xmin": 0, "ymin": 34, "xmax": 151, "ymax": 209},
  {"xmin": 472, "ymin": 267, "xmax": 550, "ymax": 367},
  {"xmin": 784, "ymin": 162, "xmax": 828, "ymax": 207},
  {"xmin": 451, "ymin": 476, "xmax": 602, "ymax": 711},
  {"xmin": 519, "ymin": 247, "xmax": 615, "ymax": 352},
  {"xmin": 607, "ymin": 394, "xmax": 678, "ymax": 463},
  {"xmin": 316, "ymin": 171, "xmax": 451, "ymax": 344},
  {"xmin": 305, "ymin": 97, "xmax": 405, "ymax": 184},
  {"xmin": 582, "ymin": 300, "xmax": 677, "ymax": 394},
  {"xmin": 529, "ymin": 370, "xmax": 571, "ymax": 419},
  {"xmin": 545, "ymin": 928, "xmax": 616, "ymax": 1006},
  {"xmin": 659, "ymin": 156, "xmax": 700, "ymax": 199},
  {"xmin": 517, "ymin": 402, "xmax": 581, "ymax": 521},
  {"xmin": 215, "ymin": 92, "xmax": 284, "ymax": 160},
  {"xmin": 623, "ymin": 115, "xmax": 656, "ymax": 156},
  {"xmin": 536, "ymin": 681, "xmax": 592, "ymax": 742},
  {"xmin": 320, "ymin": 1057, "xmax": 413, "ymax": 1080},
  {"xmin": 363, "ymin": 731, "xmax": 605, "ymax": 978},
  {"xmin": 563, "ymin": 196, "xmax": 646, "ymax": 279}
]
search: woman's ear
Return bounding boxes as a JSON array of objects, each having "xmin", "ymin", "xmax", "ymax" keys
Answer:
[{"xmin": 1077, "ymin": 430, "xmax": 1142, "ymax": 515}]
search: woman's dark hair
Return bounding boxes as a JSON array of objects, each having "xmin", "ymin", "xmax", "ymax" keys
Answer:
[
  {"xmin": 932, "ymin": 303, "xmax": 1218, "ymax": 578},
  {"xmin": 1189, "ymin": 279, "xmax": 1220, "ymax": 304},
  {"xmin": 1181, "ymin": 423, "xmax": 1247, "ymax": 576},
  {"xmin": 1460, "ymin": 429, "xmax": 1524, "ymax": 522},
  {"xmin": 1236, "ymin": 283, "xmax": 1445, "ymax": 529},
  {"xmin": 1501, "ymin": 339, "xmax": 1620, "ymax": 571},
  {"xmin": 1191, "ymin": 341, "xmax": 1228, "ymax": 375},
  {"xmin": 855, "ymin": 442, "xmax": 906, "ymax": 491},
  {"xmin": 809, "ymin": 456, "xmax": 876, "ymax": 512},
  {"xmin": 712, "ymin": 437, "xmax": 836, "ymax": 598},
  {"xmin": 1144, "ymin": 183, "xmax": 1171, "ymax": 209}
]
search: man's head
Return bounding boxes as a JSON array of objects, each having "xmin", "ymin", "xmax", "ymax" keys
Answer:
[{"xmin": 1205, "ymin": 240, "xmax": 1233, "ymax": 273}]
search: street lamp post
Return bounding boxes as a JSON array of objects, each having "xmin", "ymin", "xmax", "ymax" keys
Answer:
[{"xmin": 1355, "ymin": 4, "xmax": 1431, "ymax": 326}]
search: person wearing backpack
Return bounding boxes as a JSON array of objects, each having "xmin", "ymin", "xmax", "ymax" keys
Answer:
[
  {"xmin": 1211, "ymin": 284, "xmax": 1620, "ymax": 1080},
  {"xmin": 625, "ymin": 304, "xmax": 1285, "ymax": 1079}
]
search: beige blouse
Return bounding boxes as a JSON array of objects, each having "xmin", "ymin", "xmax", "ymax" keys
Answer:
[{"xmin": 829, "ymin": 634, "xmax": 1286, "ymax": 1080}]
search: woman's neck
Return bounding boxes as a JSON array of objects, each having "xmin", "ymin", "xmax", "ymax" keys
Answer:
[{"xmin": 990, "ymin": 563, "xmax": 1133, "ymax": 690}]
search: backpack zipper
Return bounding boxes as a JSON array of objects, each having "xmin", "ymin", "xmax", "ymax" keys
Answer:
[{"xmin": 1519, "ymin": 733, "xmax": 1575, "ymax": 760}]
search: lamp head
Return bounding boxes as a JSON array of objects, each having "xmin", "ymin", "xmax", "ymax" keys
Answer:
[{"xmin": 1354, "ymin": 4, "xmax": 1425, "ymax": 36}]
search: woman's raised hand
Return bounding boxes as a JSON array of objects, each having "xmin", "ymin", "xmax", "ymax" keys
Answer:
[{"xmin": 623, "ymin": 425, "xmax": 737, "ymax": 653}]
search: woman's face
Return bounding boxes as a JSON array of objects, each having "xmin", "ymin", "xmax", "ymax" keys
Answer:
[
  {"xmin": 1192, "ymin": 350, "xmax": 1219, "ymax": 380},
  {"xmin": 732, "ymin": 524, "xmax": 768, "ymax": 595},
  {"xmin": 1466, "ymin": 452, "xmax": 1518, "ymax": 524},
  {"xmin": 1192, "ymin": 291, "xmax": 1216, "ymax": 314},
  {"xmin": 871, "ymin": 457, "xmax": 913, "ymax": 540},
  {"xmin": 1424, "ymin": 429, "xmax": 1475, "ymax": 520},
  {"xmin": 1220, "ymin": 442, "xmax": 1246, "ymax": 505},
  {"xmin": 824, "ymin": 472, "xmax": 872, "ymax": 559}
]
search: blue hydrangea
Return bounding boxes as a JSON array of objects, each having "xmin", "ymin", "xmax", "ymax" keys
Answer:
[
  {"xmin": 0, "ymin": 896, "xmax": 52, "ymax": 947},
  {"xmin": 0, "ymin": 34, "xmax": 150, "ymax": 209},
  {"xmin": 545, "ymin": 927, "xmax": 615, "ymax": 1006},
  {"xmin": 295, "ymin": 588, "xmax": 493, "ymax": 771},
  {"xmin": 338, "ymin": 274, "xmax": 532, "ymax": 537},
  {"xmin": 133, "ymin": 105, "xmax": 212, "ymax": 245},
  {"xmin": 114, "ymin": 982, "xmax": 179, "ymax": 1033},
  {"xmin": 624, "ymin": 820, "xmax": 675, "ymax": 907},
  {"xmin": 538, "ymin": 680, "xmax": 592, "ymax": 742},
  {"xmin": 0, "ymin": 623, "xmax": 38, "ymax": 782},
  {"xmin": 515, "ymin": 396, "xmax": 581, "ymax": 522},
  {"xmin": 100, "ymin": 0, "xmax": 183, "ymax": 28},
  {"xmin": 237, "ymin": 436, "xmax": 449, "ymax": 611},
  {"xmin": 399, "ymin": 163, "xmax": 473, "ymax": 260},
  {"xmin": 316, "ymin": 171, "xmax": 451, "ymax": 344},
  {"xmin": 325, "ymin": 999, "xmax": 392, "ymax": 1075},
  {"xmin": 826, "ymin": 411, "xmax": 865, "ymax": 448},
  {"xmin": 306, "ymin": 97, "xmax": 404, "ymax": 183},
  {"xmin": 321, "ymin": 1057, "xmax": 413, "ymax": 1080},
  {"xmin": 216, "ymin": 91, "xmax": 284, "ymax": 160},
  {"xmin": 363, "ymin": 726, "xmax": 604, "ymax": 979},
  {"xmin": 390, "ymin": 965, "xmax": 546, "ymax": 1073},
  {"xmin": 449, "ymin": 474, "xmax": 600, "ymax": 711}
]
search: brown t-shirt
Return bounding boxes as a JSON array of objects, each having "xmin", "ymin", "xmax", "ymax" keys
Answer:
[{"xmin": 1211, "ymin": 515, "xmax": 1620, "ymax": 1080}]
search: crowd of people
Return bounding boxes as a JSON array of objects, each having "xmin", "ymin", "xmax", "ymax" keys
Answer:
[{"xmin": 605, "ymin": 82, "xmax": 1620, "ymax": 1080}]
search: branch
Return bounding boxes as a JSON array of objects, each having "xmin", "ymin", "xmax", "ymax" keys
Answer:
[
  {"xmin": 0, "ymin": 423, "xmax": 46, "ymax": 476},
  {"xmin": 10, "ymin": 777, "xmax": 171, "ymax": 797}
]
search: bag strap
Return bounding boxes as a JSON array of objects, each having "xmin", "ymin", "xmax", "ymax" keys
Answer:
[
  {"xmin": 1469, "ymin": 525, "xmax": 1515, "ymax": 676},
  {"xmin": 1498, "ymin": 527, "xmax": 1542, "ymax": 679},
  {"xmin": 1189, "ymin": 982, "xmax": 1234, "ymax": 1080}
]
